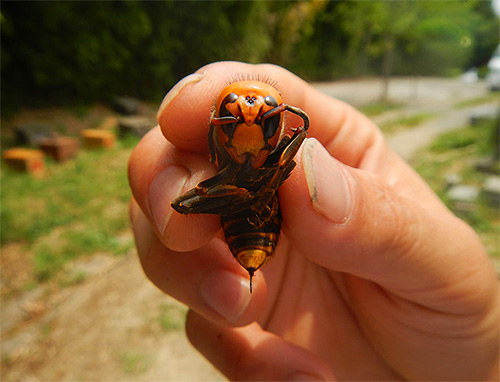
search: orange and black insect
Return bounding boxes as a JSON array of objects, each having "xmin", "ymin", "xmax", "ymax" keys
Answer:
[{"xmin": 171, "ymin": 79, "xmax": 309, "ymax": 292}]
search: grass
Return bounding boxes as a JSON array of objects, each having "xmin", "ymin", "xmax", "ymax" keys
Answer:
[
  {"xmin": 1, "ymin": 135, "xmax": 140, "ymax": 281},
  {"xmin": 454, "ymin": 93, "xmax": 499, "ymax": 108},
  {"xmin": 116, "ymin": 350, "xmax": 152, "ymax": 375},
  {"xmin": 379, "ymin": 112, "xmax": 435, "ymax": 135},
  {"xmin": 157, "ymin": 303, "xmax": 187, "ymax": 332},
  {"xmin": 358, "ymin": 101, "xmax": 403, "ymax": 117},
  {"xmin": 412, "ymin": 119, "xmax": 499, "ymax": 259},
  {"xmin": 58, "ymin": 271, "xmax": 88, "ymax": 287}
]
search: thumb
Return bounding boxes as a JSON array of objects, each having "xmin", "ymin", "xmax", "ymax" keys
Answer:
[{"xmin": 280, "ymin": 138, "xmax": 493, "ymax": 304}]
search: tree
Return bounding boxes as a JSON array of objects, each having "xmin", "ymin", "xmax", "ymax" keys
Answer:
[
  {"xmin": 1, "ymin": 0, "xmax": 497, "ymax": 110},
  {"xmin": 1, "ymin": 2, "xmax": 152, "ymax": 105},
  {"xmin": 336, "ymin": 0, "xmax": 482, "ymax": 100}
]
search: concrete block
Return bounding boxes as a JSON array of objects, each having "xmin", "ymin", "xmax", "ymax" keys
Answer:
[
  {"xmin": 15, "ymin": 124, "xmax": 55, "ymax": 146},
  {"xmin": 118, "ymin": 116, "xmax": 154, "ymax": 138},
  {"xmin": 447, "ymin": 184, "xmax": 480, "ymax": 215},
  {"xmin": 481, "ymin": 176, "xmax": 500, "ymax": 207},
  {"xmin": 113, "ymin": 97, "xmax": 139, "ymax": 115},
  {"xmin": 470, "ymin": 109, "xmax": 499, "ymax": 126},
  {"xmin": 445, "ymin": 173, "xmax": 462, "ymax": 190},
  {"xmin": 475, "ymin": 156, "xmax": 500, "ymax": 175}
]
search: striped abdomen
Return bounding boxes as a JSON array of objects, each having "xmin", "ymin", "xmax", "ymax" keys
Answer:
[{"xmin": 221, "ymin": 195, "xmax": 281, "ymax": 289}]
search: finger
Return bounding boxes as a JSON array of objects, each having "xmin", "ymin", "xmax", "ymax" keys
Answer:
[
  {"xmin": 158, "ymin": 61, "xmax": 373, "ymax": 167},
  {"xmin": 185, "ymin": 310, "xmax": 337, "ymax": 381},
  {"xmin": 130, "ymin": 198, "xmax": 268, "ymax": 327},
  {"xmin": 280, "ymin": 138, "xmax": 497, "ymax": 309},
  {"xmin": 128, "ymin": 126, "xmax": 220, "ymax": 251}
]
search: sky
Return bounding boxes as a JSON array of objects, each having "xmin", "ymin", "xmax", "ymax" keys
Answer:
[{"xmin": 493, "ymin": 0, "xmax": 500, "ymax": 16}]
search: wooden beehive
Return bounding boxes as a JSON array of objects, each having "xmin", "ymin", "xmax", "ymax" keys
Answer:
[
  {"xmin": 80, "ymin": 129, "xmax": 115, "ymax": 149},
  {"xmin": 3, "ymin": 148, "xmax": 45, "ymax": 176},
  {"xmin": 39, "ymin": 137, "xmax": 80, "ymax": 162}
]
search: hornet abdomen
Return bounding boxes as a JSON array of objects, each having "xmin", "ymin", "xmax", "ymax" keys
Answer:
[{"xmin": 221, "ymin": 195, "xmax": 281, "ymax": 292}]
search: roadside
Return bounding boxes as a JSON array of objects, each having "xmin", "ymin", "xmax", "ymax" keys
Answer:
[
  {"xmin": 315, "ymin": 76, "xmax": 498, "ymax": 161},
  {"xmin": 313, "ymin": 76, "xmax": 490, "ymax": 109},
  {"xmin": 388, "ymin": 101, "xmax": 498, "ymax": 161}
]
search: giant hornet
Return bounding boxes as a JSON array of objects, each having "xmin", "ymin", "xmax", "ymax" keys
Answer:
[{"xmin": 171, "ymin": 79, "xmax": 309, "ymax": 292}]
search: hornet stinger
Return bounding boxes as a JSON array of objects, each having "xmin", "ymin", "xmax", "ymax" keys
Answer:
[{"xmin": 171, "ymin": 78, "xmax": 309, "ymax": 292}]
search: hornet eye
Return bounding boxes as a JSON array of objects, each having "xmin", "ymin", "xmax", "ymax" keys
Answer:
[
  {"xmin": 264, "ymin": 96, "xmax": 279, "ymax": 107},
  {"xmin": 219, "ymin": 93, "xmax": 238, "ymax": 117},
  {"xmin": 263, "ymin": 113, "xmax": 281, "ymax": 140},
  {"xmin": 224, "ymin": 92, "xmax": 238, "ymax": 104}
]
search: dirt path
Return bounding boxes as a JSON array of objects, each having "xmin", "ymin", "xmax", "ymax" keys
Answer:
[
  {"xmin": 315, "ymin": 76, "xmax": 498, "ymax": 161},
  {"xmin": 313, "ymin": 76, "xmax": 490, "ymax": 108},
  {"xmin": 1, "ymin": 77, "xmax": 496, "ymax": 382},
  {"xmin": 388, "ymin": 102, "xmax": 498, "ymax": 161},
  {"xmin": 1, "ymin": 252, "xmax": 224, "ymax": 381}
]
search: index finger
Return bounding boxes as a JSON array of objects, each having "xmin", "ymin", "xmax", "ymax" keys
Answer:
[
  {"xmin": 158, "ymin": 61, "xmax": 442, "ymax": 208},
  {"xmin": 158, "ymin": 61, "xmax": 378, "ymax": 167}
]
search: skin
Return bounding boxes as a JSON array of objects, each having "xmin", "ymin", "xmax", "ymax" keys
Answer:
[{"xmin": 128, "ymin": 62, "xmax": 499, "ymax": 381}]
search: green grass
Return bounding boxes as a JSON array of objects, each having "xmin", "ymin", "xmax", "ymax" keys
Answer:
[
  {"xmin": 412, "ymin": 119, "xmax": 499, "ymax": 258},
  {"xmin": 116, "ymin": 350, "xmax": 151, "ymax": 375},
  {"xmin": 379, "ymin": 113, "xmax": 435, "ymax": 135},
  {"xmin": 157, "ymin": 303, "xmax": 187, "ymax": 332},
  {"xmin": 429, "ymin": 124, "xmax": 496, "ymax": 154},
  {"xmin": 1, "ymin": 136, "xmax": 140, "ymax": 281},
  {"xmin": 454, "ymin": 93, "xmax": 499, "ymax": 108},
  {"xmin": 58, "ymin": 271, "xmax": 88, "ymax": 287},
  {"xmin": 358, "ymin": 101, "xmax": 403, "ymax": 117}
]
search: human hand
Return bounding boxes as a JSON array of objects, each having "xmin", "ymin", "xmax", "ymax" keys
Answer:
[{"xmin": 128, "ymin": 62, "xmax": 499, "ymax": 381}]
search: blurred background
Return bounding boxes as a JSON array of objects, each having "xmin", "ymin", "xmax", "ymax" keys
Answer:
[
  {"xmin": 1, "ymin": 1, "xmax": 499, "ymax": 381},
  {"xmin": 1, "ymin": 0, "xmax": 499, "ymax": 109}
]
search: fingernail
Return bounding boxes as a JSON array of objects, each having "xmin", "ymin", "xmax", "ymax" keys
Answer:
[
  {"xmin": 149, "ymin": 165, "xmax": 189, "ymax": 235},
  {"xmin": 302, "ymin": 138, "xmax": 352, "ymax": 224},
  {"xmin": 157, "ymin": 72, "xmax": 205, "ymax": 121},
  {"xmin": 200, "ymin": 270, "xmax": 251, "ymax": 323}
]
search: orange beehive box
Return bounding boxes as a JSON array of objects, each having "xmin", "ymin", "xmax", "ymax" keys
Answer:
[
  {"xmin": 3, "ymin": 148, "xmax": 45, "ymax": 176},
  {"xmin": 80, "ymin": 129, "xmax": 115, "ymax": 149}
]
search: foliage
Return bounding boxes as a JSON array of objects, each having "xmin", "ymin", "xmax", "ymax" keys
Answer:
[
  {"xmin": 469, "ymin": 0, "xmax": 500, "ymax": 68},
  {"xmin": 1, "ymin": 0, "xmax": 498, "ymax": 110},
  {"xmin": 1, "ymin": 2, "xmax": 152, "ymax": 106},
  {"xmin": 290, "ymin": 1, "xmax": 352, "ymax": 80},
  {"xmin": 336, "ymin": 0, "xmax": 495, "ymax": 77}
]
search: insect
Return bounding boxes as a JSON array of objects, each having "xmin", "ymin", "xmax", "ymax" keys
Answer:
[{"xmin": 171, "ymin": 79, "xmax": 309, "ymax": 292}]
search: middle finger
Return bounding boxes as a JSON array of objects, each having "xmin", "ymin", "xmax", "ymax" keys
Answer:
[{"xmin": 130, "ymin": 197, "xmax": 268, "ymax": 327}]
